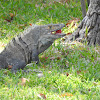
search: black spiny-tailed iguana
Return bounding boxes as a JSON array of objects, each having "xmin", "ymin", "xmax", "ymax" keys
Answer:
[{"xmin": 0, "ymin": 24, "xmax": 65, "ymax": 72}]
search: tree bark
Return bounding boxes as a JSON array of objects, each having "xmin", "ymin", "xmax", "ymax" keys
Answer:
[
  {"xmin": 67, "ymin": 0, "xmax": 100, "ymax": 46},
  {"xmin": 81, "ymin": 0, "xmax": 86, "ymax": 17},
  {"xmin": 87, "ymin": 0, "xmax": 90, "ymax": 6}
]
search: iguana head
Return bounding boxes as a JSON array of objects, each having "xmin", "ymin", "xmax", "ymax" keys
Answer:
[{"xmin": 38, "ymin": 24, "xmax": 66, "ymax": 54}]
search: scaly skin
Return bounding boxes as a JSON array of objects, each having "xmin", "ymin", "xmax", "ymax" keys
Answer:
[{"xmin": 0, "ymin": 24, "xmax": 65, "ymax": 72}]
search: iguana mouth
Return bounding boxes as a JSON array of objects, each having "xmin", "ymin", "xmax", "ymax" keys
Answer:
[
  {"xmin": 51, "ymin": 29, "xmax": 66, "ymax": 37},
  {"xmin": 51, "ymin": 29, "xmax": 62, "ymax": 34},
  {"xmin": 50, "ymin": 24, "xmax": 65, "ymax": 35}
]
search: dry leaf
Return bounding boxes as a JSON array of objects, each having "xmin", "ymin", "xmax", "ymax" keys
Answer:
[
  {"xmin": 29, "ymin": 23, "xmax": 32, "ymax": 26},
  {"xmin": 37, "ymin": 93, "xmax": 46, "ymax": 99},
  {"xmin": 57, "ymin": 56, "xmax": 61, "ymax": 60},
  {"xmin": 88, "ymin": 89, "xmax": 91, "ymax": 91},
  {"xmin": 35, "ymin": 4, "xmax": 39, "ymax": 8},
  {"xmin": 8, "ymin": 65, "xmax": 13, "ymax": 69},
  {"xmin": 41, "ymin": 64, "xmax": 47, "ymax": 69},
  {"xmin": 48, "ymin": 8, "xmax": 52, "ymax": 12},
  {"xmin": 66, "ymin": 17, "xmax": 80, "ymax": 27},
  {"xmin": 66, "ymin": 73, "xmax": 69, "ymax": 76},
  {"xmin": 37, "ymin": 73, "xmax": 43, "ymax": 78},
  {"xmin": 54, "ymin": 0, "xmax": 70, "ymax": 3},
  {"xmin": 77, "ymin": 70, "xmax": 81, "ymax": 74},
  {"xmin": 3, "ymin": 70, "xmax": 9, "ymax": 74},
  {"xmin": 97, "ymin": 57, "xmax": 100, "ymax": 61},
  {"xmin": 50, "ymin": 57, "xmax": 55, "ymax": 60},
  {"xmin": 5, "ymin": 13, "xmax": 14, "ymax": 22},
  {"xmin": 50, "ymin": 56, "xmax": 61, "ymax": 60},
  {"xmin": 9, "ymin": 13, "xmax": 14, "ymax": 17},
  {"xmin": 18, "ymin": 24, "xmax": 27, "ymax": 29},
  {"xmin": 0, "ymin": 43, "xmax": 5, "ymax": 47},
  {"xmin": 21, "ymin": 78, "xmax": 29, "ymax": 86},
  {"xmin": 5, "ymin": 19, "xmax": 12, "ymax": 22},
  {"xmin": 45, "ymin": 57, "xmax": 48, "ymax": 59},
  {"xmin": 48, "ymin": 71, "xmax": 52, "ymax": 73},
  {"xmin": 66, "ymin": 33, "xmax": 72, "ymax": 35},
  {"xmin": 93, "ymin": 82, "xmax": 98, "ymax": 86},
  {"xmin": 59, "ymin": 92, "xmax": 73, "ymax": 97}
]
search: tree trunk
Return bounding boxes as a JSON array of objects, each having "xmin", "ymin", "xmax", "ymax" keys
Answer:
[
  {"xmin": 87, "ymin": 0, "xmax": 90, "ymax": 6},
  {"xmin": 67, "ymin": 0, "xmax": 100, "ymax": 46},
  {"xmin": 81, "ymin": 0, "xmax": 86, "ymax": 17}
]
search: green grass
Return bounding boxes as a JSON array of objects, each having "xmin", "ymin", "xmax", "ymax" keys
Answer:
[
  {"xmin": 0, "ymin": 43, "xmax": 100, "ymax": 100},
  {"xmin": 0, "ymin": 0, "xmax": 100, "ymax": 100},
  {"xmin": 0, "ymin": 0, "xmax": 82, "ymax": 41}
]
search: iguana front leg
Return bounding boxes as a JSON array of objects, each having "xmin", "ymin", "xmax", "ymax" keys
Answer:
[
  {"xmin": 31, "ymin": 48, "xmax": 39, "ymax": 64},
  {"xmin": 10, "ymin": 59, "xmax": 26, "ymax": 73}
]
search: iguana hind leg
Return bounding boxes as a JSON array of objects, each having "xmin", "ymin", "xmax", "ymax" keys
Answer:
[{"xmin": 10, "ymin": 59, "xmax": 26, "ymax": 73}]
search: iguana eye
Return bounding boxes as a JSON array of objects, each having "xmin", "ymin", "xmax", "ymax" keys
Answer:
[{"xmin": 48, "ymin": 25, "xmax": 52, "ymax": 29}]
